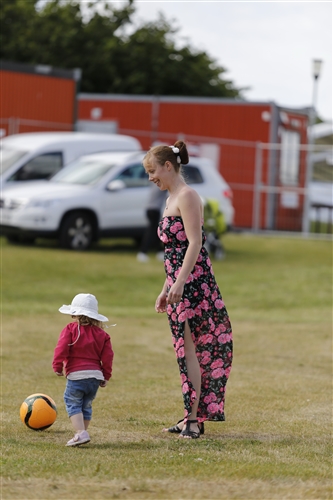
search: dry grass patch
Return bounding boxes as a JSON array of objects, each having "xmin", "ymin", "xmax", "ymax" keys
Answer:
[{"xmin": 2, "ymin": 477, "xmax": 333, "ymax": 500}]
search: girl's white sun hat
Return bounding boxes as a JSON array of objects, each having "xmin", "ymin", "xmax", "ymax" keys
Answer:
[{"xmin": 59, "ymin": 293, "xmax": 108, "ymax": 322}]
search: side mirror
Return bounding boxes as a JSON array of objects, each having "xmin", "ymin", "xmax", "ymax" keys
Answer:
[{"xmin": 106, "ymin": 179, "xmax": 126, "ymax": 191}]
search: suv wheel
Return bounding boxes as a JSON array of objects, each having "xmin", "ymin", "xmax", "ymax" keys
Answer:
[{"xmin": 59, "ymin": 212, "xmax": 95, "ymax": 250}]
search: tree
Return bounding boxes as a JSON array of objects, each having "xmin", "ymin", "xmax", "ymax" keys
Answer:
[
  {"xmin": 0, "ymin": 0, "xmax": 244, "ymax": 98},
  {"xmin": 0, "ymin": 0, "xmax": 40, "ymax": 62},
  {"xmin": 114, "ymin": 16, "xmax": 241, "ymax": 98}
]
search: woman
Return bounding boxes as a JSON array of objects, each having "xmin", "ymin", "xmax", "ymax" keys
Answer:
[{"xmin": 143, "ymin": 141, "xmax": 233, "ymax": 439}]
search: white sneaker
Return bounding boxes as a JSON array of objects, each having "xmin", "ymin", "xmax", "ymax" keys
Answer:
[
  {"xmin": 137, "ymin": 252, "xmax": 150, "ymax": 263},
  {"xmin": 66, "ymin": 430, "xmax": 90, "ymax": 447}
]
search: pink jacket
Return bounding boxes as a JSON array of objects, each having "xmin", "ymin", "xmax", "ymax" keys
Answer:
[{"xmin": 52, "ymin": 322, "xmax": 114, "ymax": 380}]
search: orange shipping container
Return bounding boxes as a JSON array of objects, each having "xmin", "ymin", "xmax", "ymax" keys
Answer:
[
  {"xmin": 0, "ymin": 61, "xmax": 78, "ymax": 135},
  {"xmin": 78, "ymin": 94, "xmax": 309, "ymax": 230}
]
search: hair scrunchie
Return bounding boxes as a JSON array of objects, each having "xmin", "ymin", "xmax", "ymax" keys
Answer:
[{"xmin": 169, "ymin": 146, "xmax": 181, "ymax": 164}]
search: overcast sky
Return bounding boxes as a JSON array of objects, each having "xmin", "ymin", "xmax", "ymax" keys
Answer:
[
  {"xmin": 38, "ymin": 0, "xmax": 332, "ymax": 121},
  {"xmin": 123, "ymin": 0, "xmax": 332, "ymax": 122}
]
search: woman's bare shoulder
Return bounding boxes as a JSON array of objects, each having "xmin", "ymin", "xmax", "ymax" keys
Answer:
[{"xmin": 179, "ymin": 185, "xmax": 202, "ymax": 205}]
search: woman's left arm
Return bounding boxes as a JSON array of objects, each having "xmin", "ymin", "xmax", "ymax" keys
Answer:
[{"xmin": 167, "ymin": 189, "xmax": 202, "ymax": 304}]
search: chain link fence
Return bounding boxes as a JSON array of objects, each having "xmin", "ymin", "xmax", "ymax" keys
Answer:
[
  {"xmin": 118, "ymin": 128, "xmax": 332, "ymax": 236},
  {"xmin": 0, "ymin": 117, "xmax": 73, "ymax": 137},
  {"xmin": 1, "ymin": 120, "xmax": 331, "ymax": 236}
]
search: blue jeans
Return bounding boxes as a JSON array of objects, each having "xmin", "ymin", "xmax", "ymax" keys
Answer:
[{"xmin": 64, "ymin": 378, "xmax": 100, "ymax": 420}]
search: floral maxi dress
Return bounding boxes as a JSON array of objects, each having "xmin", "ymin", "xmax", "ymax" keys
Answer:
[{"xmin": 158, "ymin": 216, "xmax": 233, "ymax": 423}]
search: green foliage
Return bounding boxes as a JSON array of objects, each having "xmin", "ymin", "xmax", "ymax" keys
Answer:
[
  {"xmin": 113, "ymin": 15, "xmax": 240, "ymax": 97},
  {"xmin": 1, "ymin": 234, "xmax": 331, "ymax": 499},
  {"xmin": 0, "ymin": 0, "xmax": 39, "ymax": 61},
  {"xmin": 0, "ymin": 0, "xmax": 243, "ymax": 97}
]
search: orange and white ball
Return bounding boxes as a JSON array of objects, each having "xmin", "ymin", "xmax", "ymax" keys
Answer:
[{"xmin": 20, "ymin": 393, "xmax": 57, "ymax": 431}]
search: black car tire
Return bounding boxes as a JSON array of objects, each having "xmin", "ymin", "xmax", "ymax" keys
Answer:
[{"xmin": 59, "ymin": 211, "xmax": 95, "ymax": 250}]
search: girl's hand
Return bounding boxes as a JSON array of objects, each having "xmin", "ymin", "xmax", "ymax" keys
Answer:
[
  {"xmin": 167, "ymin": 282, "xmax": 184, "ymax": 304},
  {"xmin": 155, "ymin": 292, "xmax": 167, "ymax": 313},
  {"xmin": 55, "ymin": 372, "xmax": 64, "ymax": 376},
  {"xmin": 100, "ymin": 380, "xmax": 108, "ymax": 388}
]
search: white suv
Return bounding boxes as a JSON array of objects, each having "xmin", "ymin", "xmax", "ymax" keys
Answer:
[{"xmin": 0, "ymin": 151, "xmax": 234, "ymax": 250}]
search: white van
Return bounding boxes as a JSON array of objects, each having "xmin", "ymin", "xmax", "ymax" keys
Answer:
[{"xmin": 0, "ymin": 132, "xmax": 141, "ymax": 190}]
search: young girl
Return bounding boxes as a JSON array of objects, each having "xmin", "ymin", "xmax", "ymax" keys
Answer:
[{"xmin": 52, "ymin": 293, "xmax": 114, "ymax": 446}]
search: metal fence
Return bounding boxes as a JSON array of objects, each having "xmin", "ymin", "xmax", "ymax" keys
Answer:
[
  {"xmin": 118, "ymin": 128, "xmax": 332, "ymax": 236},
  {"xmin": 0, "ymin": 117, "xmax": 73, "ymax": 136},
  {"xmin": 251, "ymin": 142, "xmax": 332, "ymax": 235},
  {"xmin": 1, "ymin": 120, "xmax": 331, "ymax": 236}
]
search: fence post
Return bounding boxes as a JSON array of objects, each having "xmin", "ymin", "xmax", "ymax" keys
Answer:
[
  {"xmin": 252, "ymin": 142, "xmax": 263, "ymax": 232},
  {"xmin": 302, "ymin": 143, "xmax": 314, "ymax": 235},
  {"xmin": 8, "ymin": 117, "xmax": 15, "ymax": 135},
  {"xmin": 8, "ymin": 117, "xmax": 20, "ymax": 135}
]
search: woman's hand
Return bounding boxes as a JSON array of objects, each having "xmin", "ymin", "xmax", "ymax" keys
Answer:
[
  {"xmin": 167, "ymin": 282, "xmax": 184, "ymax": 304},
  {"xmin": 155, "ymin": 291, "xmax": 167, "ymax": 313},
  {"xmin": 100, "ymin": 380, "xmax": 108, "ymax": 388}
]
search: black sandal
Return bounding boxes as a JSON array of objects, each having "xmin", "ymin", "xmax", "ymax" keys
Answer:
[
  {"xmin": 166, "ymin": 419, "xmax": 205, "ymax": 435},
  {"xmin": 166, "ymin": 419, "xmax": 183, "ymax": 434},
  {"xmin": 180, "ymin": 419, "xmax": 200, "ymax": 439}
]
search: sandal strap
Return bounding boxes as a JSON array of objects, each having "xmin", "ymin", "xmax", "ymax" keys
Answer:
[
  {"xmin": 180, "ymin": 420, "xmax": 200, "ymax": 439},
  {"xmin": 167, "ymin": 419, "xmax": 183, "ymax": 434},
  {"xmin": 187, "ymin": 419, "xmax": 204, "ymax": 435}
]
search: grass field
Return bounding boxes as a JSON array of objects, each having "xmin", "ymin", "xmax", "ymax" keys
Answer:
[{"xmin": 1, "ymin": 234, "xmax": 332, "ymax": 500}]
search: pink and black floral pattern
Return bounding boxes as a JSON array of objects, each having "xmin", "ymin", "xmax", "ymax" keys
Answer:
[{"xmin": 158, "ymin": 216, "xmax": 233, "ymax": 423}]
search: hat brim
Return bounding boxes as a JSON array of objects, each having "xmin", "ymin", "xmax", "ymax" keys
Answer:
[{"xmin": 59, "ymin": 305, "xmax": 108, "ymax": 322}]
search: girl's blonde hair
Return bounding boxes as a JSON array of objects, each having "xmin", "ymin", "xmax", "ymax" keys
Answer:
[{"xmin": 72, "ymin": 315, "xmax": 104, "ymax": 329}]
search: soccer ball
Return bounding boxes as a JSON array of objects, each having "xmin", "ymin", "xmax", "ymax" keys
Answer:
[{"xmin": 20, "ymin": 393, "xmax": 57, "ymax": 431}]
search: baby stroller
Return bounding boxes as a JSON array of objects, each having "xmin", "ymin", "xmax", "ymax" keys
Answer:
[{"xmin": 203, "ymin": 198, "xmax": 227, "ymax": 260}]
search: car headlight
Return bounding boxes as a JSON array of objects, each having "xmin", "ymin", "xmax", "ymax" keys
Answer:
[{"xmin": 1, "ymin": 198, "xmax": 30, "ymax": 209}]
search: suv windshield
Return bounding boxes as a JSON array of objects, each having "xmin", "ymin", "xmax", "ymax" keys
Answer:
[
  {"xmin": 52, "ymin": 158, "xmax": 116, "ymax": 185},
  {"xmin": 0, "ymin": 147, "xmax": 28, "ymax": 174}
]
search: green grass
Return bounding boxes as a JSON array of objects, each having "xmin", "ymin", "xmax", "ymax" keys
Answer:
[
  {"xmin": 310, "ymin": 220, "xmax": 333, "ymax": 235},
  {"xmin": 1, "ymin": 234, "xmax": 332, "ymax": 499}
]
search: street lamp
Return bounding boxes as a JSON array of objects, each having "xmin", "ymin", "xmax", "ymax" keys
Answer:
[
  {"xmin": 312, "ymin": 59, "xmax": 323, "ymax": 81},
  {"xmin": 302, "ymin": 58, "xmax": 323, "ymax": 234}
]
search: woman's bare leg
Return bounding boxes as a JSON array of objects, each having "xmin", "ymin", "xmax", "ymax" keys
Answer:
[{"xmin": 181, "ymin": 321, "xmax": 201, "ymax": 437}]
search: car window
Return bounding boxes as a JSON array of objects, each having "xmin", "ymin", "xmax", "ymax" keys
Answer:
[
  {"xmin": 182, "ymin": 165, "xmax": 204, "ymax": 185},
  {"xmin": 52, "ymin": 157, "xmax": 116, "ymax": 185},
  {"xmin": 0, "ymin": 148, "xmax": 28, "ymax": 174},
  {"xmin": 8, "ymin": 152, "xmax": 63, "ymax": 181},
  {"xmin": 114, "ymin": 163, "xmax": 150, "ymax": 188}
]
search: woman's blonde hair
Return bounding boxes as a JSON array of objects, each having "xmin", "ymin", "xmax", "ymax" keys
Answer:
[
  {"xmin": 72, "ymin": 315, "xmax": 104, "ymax": 329},
  {"xmin": 143, "ymin": 140, "xmax": 189, "ymax": 173}
]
